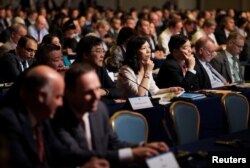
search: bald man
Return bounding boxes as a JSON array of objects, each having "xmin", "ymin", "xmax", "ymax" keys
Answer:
[
  {"xmin": 28, "ymin": 15, "xmax": 49, "ymax": 43},
  {"xmin": 0, "ymin": 65, "xmax": 110, "ymax": 168},
  {"xmin": 0, "ymin": 65, "xmax": 64, "ymax": 168}
]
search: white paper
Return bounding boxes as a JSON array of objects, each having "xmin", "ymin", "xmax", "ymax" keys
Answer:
[
  {"xmin": 146, "ymin": 152, "xmax": 180, "ymax": 168},
  {"xmin": 128, "ymin": 96, "xmax": 153, "ymax": 110}
]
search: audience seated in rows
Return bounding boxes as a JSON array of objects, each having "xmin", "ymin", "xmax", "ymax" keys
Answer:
[{"xmin": 52, "ymin": 63, "xmax": 168, "ymax": 168}]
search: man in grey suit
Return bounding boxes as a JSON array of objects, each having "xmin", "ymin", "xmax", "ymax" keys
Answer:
[
  {"xmin": 211, "ymin": 32, "xmax": 245, "ymax": 83},
  {"xmin": 0, "ymin": 23, "xmax": 27, "ymax": 57},
  {"xmin": 52, "ymin": 63, "xmax": 168, "ymax": 167}
]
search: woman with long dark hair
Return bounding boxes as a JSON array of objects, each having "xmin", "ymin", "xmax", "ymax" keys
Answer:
[{"xmin": 117, "ymin": 36, "xmax": 183, "ymax": 98}]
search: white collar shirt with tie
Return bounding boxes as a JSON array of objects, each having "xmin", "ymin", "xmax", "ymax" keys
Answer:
[{"xmin": 19, "ymin": 59, "xmax": 29, "ymax": 72}]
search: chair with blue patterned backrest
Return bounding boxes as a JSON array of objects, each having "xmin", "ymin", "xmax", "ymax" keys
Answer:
[
  {"xmin": 221, "ymin": 92, "xmax": 249, "ymax": 133},
  {"xmin": 110, "ymin": 110, "xmax": 148, "ymax": 144},
  {"xmin": 169, "ymin": 101, "xmax": 200, "ymax": 145}
]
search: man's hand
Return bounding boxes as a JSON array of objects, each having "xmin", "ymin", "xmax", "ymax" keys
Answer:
[
  {"xmin": 144, "ymin": 142, "xmax": 169, "ymax": 153},
  {"xmin": 132, "ymin": 147, "xmax": 159, "ymax": 161}
]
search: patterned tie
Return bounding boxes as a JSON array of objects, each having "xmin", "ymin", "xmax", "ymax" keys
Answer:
[
  {"xmin": 232, "ymin": 56, "xmax": 241, "ymax": 82},
  {"xmin": 34, "ymin": 125, "xmax": 44, "ymax": 163}
]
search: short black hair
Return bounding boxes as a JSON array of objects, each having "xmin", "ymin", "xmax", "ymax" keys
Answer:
[
  {"xmin": 41, "ymin": 34, "xmax": 60, "ymax": 44},
  {"xmin": 35, "ymin": 43, "xmax": 61, "ymax": 65},
  {"xmin": 116, "ymin": 27, "xmax": 136, "ymax": 45},
  {"xmin": 168, "ymin": 34, "xmax": 189, "ymax": 53},
  {"xmin": 65, "ymin": 63, "xmax": 95, "ymax": 91},
  {"xmin": 75, "ymin": 36, "xmax": 103, "ymax": 62}
]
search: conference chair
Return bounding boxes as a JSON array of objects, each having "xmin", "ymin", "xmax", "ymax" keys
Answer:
[
  {"xmin": 110, "ymin": 110, "xmax": 148, "ymax": 144},
  {"xmin": 169, "ymin": 101, "xmax": 200, "ymax": 145},
  {"xmin": 221, "ymin": 92, "xmax": 249, "ymax": 133}
]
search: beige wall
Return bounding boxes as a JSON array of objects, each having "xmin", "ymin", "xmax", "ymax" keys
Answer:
[
  {"xmin": 98, "ymin": 0, "xmax": 167, "ymax": 11},
  {"xmin": 202, "ymin": 0, "xmax": 241, "ymax": 10},
  {"xmin": 4, "ymin": 0, "xmax": 250, "ymax": 11},
  {"xmin": 201, "ymin": 0, "xmax": 250, "ymax": 11},
  {"xmin": 97, "ymin": 0, "xmax": 250, "ymax": 11},
  {"xmin": 97, "ymin": 0, "xmax": 197, "ymax": 11}
]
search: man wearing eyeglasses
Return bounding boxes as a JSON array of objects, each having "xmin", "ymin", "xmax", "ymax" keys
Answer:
[
  {"xmin": 195, "ymin": 37, "xmax": 228, "ymax": 89},
  {"xmin": 0, "ymin": 35, "xmax": 37, "ymax": 82},
  {"xmin": 211, "ymin": 32, "xmax": 245, "ymax": 83},
  {"xmin": 0, "ymin": 23, "xmax": 27, "ymax": 57},
  {"xmin": 74, "ymin": 36, "xmax": 123, "ymax": 104}
]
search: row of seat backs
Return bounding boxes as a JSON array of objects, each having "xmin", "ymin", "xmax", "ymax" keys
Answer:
[{"xmin": 109, "ymin": 92, "xmax": 249, "ymax": 145}]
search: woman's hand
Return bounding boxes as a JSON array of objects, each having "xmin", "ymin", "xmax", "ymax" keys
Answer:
[
  {"xmin": 168, "ymin": 87, "xmax": 184, "ymax": 93},
  {"xmin": 142, "ymin": 59, "xmax": 154, "ymax": 73}
]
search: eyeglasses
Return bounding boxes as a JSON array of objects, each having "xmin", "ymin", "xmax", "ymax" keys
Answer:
[
  {"xmin": 202, "ymin": 48, "xmax": 216, "ymax": 56},
  {"xmin": 24, "ymin": 47, "xmax": 37, "ymax": 53},
  {"xmin": 233, "ymin": 42, "xmax": 244, "ymax": 49},
  {"xmin": 91, "ymin": 49, "xmax": 106, "ymax": 54}
]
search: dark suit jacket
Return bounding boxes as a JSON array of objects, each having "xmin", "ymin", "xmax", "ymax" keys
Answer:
[
  {"xmin": 0, "ymin": 104, "xmax": 51, "ymax": 168},
  {"xmin": 96, "ymin": 66, "xmax": 123, "ymax": 104},
  {"xmin": 214, "ymin": 28, "xmax": 227, "ymax": 45},
  {"xmin": 0, "ymin": 50, "xmax": 35, "ymax": 82},
  {"xmin": 156, "ymin": 54, "xmax": 199, "ymax": 91},
  {"xmin": 210, "ymin": 50, "xmax": 243, "ymax": 83},
  {"xmin": 52, "ymin": 101, "xmax": 134, "ymax": 165},
  {"xmin": 0, "ymin": 77, "xmax": 95, "ymax": 168},
  {"xmin": 194, "ymin": 57, "xmax": 212, "ymax": 89}
]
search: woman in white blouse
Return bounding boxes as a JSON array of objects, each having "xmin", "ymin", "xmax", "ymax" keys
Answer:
[{"xmin": 117, "ymin": 36, "xmax": 184, "ymax": 98}]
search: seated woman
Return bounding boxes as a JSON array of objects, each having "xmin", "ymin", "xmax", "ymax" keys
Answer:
[{"xmin": 117, "ymin": 36, "xmax": 183, "ymax": 98}]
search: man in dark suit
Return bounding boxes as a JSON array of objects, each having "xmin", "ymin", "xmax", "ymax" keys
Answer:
[
  {"xmin": 156, "ymin": 34, "xmax": 199, "ymax": 91},
  {"xmin": 0, "ymin": 65, "xmax": 65, "ymax": 168},
  {"xmin": 0, "ymin": 65, "xmax": 110, "ymax": 168},
  {"xmin": 0, "ymin": 35, "xmax": 37, "ymax": 82},
  {"xmin": 214, "ymin": 16, "xmax": 235, "ymax": 45},
  {"xmin": 52, "ymin": 63, "xmax": 168, "ymax": 167},
  {"xmin": 75, "ymin": 36, "xmax": 123, "ymax": 104},
  {"xmin": 211, "ymin": 32, "xmax": 245, "ymax": 83},
  {"xmin": 194, "ymin": 37, "xmax": 227, "ymax": 89}
]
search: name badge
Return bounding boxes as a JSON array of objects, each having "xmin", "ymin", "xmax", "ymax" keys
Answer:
[
  {"xmin": 128, "ymin": 96, "xmax": 153, "ymax": 110},
  {"xmin": 146, "ymin": 152, "xmax": 180, "ymax": 168}
]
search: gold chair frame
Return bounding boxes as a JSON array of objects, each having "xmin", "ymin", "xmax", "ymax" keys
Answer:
[
  {"xmin": 169, "ymin": 101, "xmax": 200, "ymax": 145},
  {"xmin": 221, "ymin": 92, "xmax": 249, "ymax": 133},
  {"xmin": 110, "ymin": 110, "xmax": 149, "ymax": 143}
]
